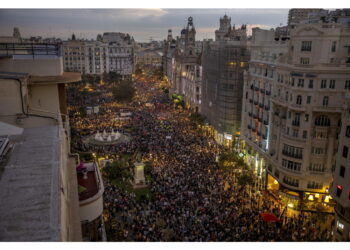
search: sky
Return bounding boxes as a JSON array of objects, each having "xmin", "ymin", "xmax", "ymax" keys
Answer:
[{"xmin": 0, "ymin": 9, "xmax": 290, "ymax": 42}]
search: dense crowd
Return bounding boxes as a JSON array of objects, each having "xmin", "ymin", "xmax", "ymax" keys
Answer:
[{"xmin": 68, "ymin": 73, "xmax": 333, "ymax": 242}]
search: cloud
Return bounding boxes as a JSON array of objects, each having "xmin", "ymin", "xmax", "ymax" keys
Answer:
[{"xmin": 0, "ymin": 8, "xmax": 288, "ymax": 42}]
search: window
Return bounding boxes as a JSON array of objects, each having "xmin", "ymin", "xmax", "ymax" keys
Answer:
[
  {"xmin": 296, "ymin": 95, "xmax": 302, "ymax": 105},
  {"xmin": 336, "ymin": 186, "xmax": 343, "ymax": 197},
  {"xmin": 323, "ymin": 96, "xmax": 329, "ymax": 106},
  {"xmin": 346, "ymin": 126, "xmax": 350, "ymax": 138},
  {"xmin": 300, "ymin": 57, "xmax": 310, "ymax": 64},
  {"xmin": 321, "ymin": 80, "xmax": 327, "ymax": 88},
  {"xmin": 308, "ymin": 80, "xmax": 313, "ymax": 88},
  {"xmin": 307, "ymin": 96, "xmax": 311, "ymax": 104},
  {"xmin": 307, "ymin": 181, "xmax": 323, "ymax": 189},
  {"xmin": 291, "ymin": 78, "xmax": 295, "ymax": 86},
  {"xmin": 282, "ymin": 159, "xmax": 302, "ymax": 172},
  {"xmin": 292, "ymin": 129, "xmax": 299, "ymax": 138},
  {"xmin": 345, "ymin": 80, "xmax": 350, "ymax": 90},
  {"xmin": 329, "ymin": 80, "xmax": 335, "ymax": 89},
  {"xmin": 303, "ymin": 130, "xmax": 307, "ymax": 139},
  {"xmin": 305, "ymin": 114, "xmax": 309, "ymax": 122},
  {"xmin": 301, "ymin": 41, "xmax": 312, "ymax": 51},
  {"xmin": 282, "ymin": 144, "xmax": 303, "ymax": 159},
  {"xmin": 331, "ymin": 41, "xmax": 337, "ymax": 52},
  {"xmin": 298, "ymin": 79, "xmax": 304, "ymax": 87},
  {"xmin": 309, "ymin": 163, "xmax": 324, "ymax": 172},
  {"xmin": 343, "ymin": 146, "xmax": 348, "ymax": 158},
  {"xmin": 312, "ymin": 147, "xmax": 325, "ymax": 155},
  {"xmin": 340, "ymin": 166, "xmax": 345, "ymax": 177},
  {"xmin": 315, "ymin": 115, "xmax": 330, "ymax": 126}
]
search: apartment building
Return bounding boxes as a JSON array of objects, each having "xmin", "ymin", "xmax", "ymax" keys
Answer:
[
  {"xmin": 62, "ymin": 32, "xmax": 135, "ymax": 79},
  {"xmin": 330, "ymin": 90, "xmax": 350, "ymax": 241},
  {"xmin": 0, "ymin": 43, "xmax": 82, "ymax": 241},
  {"xmin": 241, "ymin": 22, "xmax": 350, "ymax": 213},
  {"xmin": 241, "ymin": 27, "xmax": 288, "ymax": 186}
]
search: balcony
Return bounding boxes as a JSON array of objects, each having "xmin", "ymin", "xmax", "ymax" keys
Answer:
[
  {"xmin": 260, "ymin": 89, "xmax": 265, "ymax": 94},
  {"xmin": 263, "ymin": 134, "xmax": 267, "ymax": 140},
  {"xmin": 250, "ymin": 85, "xmax": 254, "ymax": 90},
  {"xmin": 254, "ymin": 101, "xmax": 258, "ymax": 105},
  {"xmin": 77, "ymin": 162, "xmax": 104, "ymax": 202},
  {"xmin": 254, "ymin": 86, "xmax": 259, "ymax": 91},
  {"xmin": 282, "ymin": 150, "xmax": 303, "ymax": 159},
  {"xmin": 292, "ymin": 120, "xmax": 300, "ymax": 127},
  {"xmin": 263, "ymin": 120, "xmax": 269, "ymax": 125},
  {"xmin": 264, "ymin": 105, "xmax": 270, "ymax": 111},
  {"xmin": 259, "ymin": 103, "xmax": 264, "ymax": 108},
  {"xmin": 265, "ymin": 90, "xmax": 271, "ymax": 96},
  {"xmin": 248, "ymin": 124, "xmax": 252, "ymax": 130},
  {"xmin": 249, "ymin": 99, "xmax": 253, "ymax": 104},
  {"xmin": 252, "ymin": 127, "xmax": 256, "ymax": 132}
]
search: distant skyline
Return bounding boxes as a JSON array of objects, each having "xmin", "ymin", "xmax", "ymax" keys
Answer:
[{"xmin": 0, "ymin": 9, "xmax": 290, "ymax": 42}]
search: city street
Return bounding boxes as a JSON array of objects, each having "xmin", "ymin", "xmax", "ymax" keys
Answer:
[{"xmin": 68, "ymin": 68, "xmax": 332, "ymax": 242}]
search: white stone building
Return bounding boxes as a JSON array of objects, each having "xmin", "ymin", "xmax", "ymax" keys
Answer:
[{"xmin": 241, "ymin": 23, "xmax": 350, "ymax": 213}]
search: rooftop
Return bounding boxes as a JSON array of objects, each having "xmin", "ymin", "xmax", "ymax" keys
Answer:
[{"xmin": 0, "ymin": 125, "xmax": 61, "ymax": 241}]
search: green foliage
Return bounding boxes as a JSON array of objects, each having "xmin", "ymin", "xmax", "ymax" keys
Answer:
[
  {"xmin": 78, "ymin": 106, "xmax": 87, "ymax": 118},
  {"xmin": 237, "ymin": 171, "xmax": 254, "ymax": 187},
  {"xmin": 78, "ymin": 152, "xmax": 93, "ymax": 162},
  {"xmin": 103, "ymin": 160, "xmax": 131, "ymax": 180},
  {"xmin": 112, "ymin": 80, "xmax": 136, "ymax": 103},
  {"xmin": 189, "ymin": 113, "xmax": 205, "ymax": 125}
]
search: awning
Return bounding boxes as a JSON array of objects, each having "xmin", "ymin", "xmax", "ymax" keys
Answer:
[{"xmin": 260, "ymin": 213, "xmax": 280, "ymax": 222}]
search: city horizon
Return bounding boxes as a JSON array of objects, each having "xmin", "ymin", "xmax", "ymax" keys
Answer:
[{"xmin": 0, "ymin": 9, "xmax": 289, "ymax": 42}]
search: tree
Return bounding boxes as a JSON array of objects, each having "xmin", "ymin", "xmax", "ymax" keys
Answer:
[
  {"xmin": 112, "ymin": 80, "xmax": 136, "ymax": 103},
  {"xmin": 237, "ymin": 171, "xmax": 254, "ymax": 187},
  {"xmin": 103, "ymin": 159, "xmax": 131, "ymax": 180}
]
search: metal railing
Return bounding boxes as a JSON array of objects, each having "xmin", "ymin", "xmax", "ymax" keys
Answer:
[{"xmin": 0, "ymin": 43, "xmax": 60, "ymax": 58}]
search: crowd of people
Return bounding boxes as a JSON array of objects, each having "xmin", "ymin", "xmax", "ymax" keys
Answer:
[{"xmin": 68, "ymin": 71, "xmax": 333, "ymax": 242}]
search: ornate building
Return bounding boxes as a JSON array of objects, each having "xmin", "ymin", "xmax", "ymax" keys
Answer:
[
  {"xmin": 241, "ymin": 22, "xmax": 350, "ymax": 214},
  {"xmin": 201, "ymin": 15, "xmax": 249, "ymax": 146}
]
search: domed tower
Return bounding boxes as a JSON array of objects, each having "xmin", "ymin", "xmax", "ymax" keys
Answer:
[{"xmin": 185, "ymin": 16, "xmax": 196, "ymax": 57}]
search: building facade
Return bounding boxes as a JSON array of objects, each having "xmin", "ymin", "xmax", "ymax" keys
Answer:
[
  {"xmin": 62, "ymin": 32, "xmax": 135, "ymax": 78},
  {"xmin": 330, "ymin": 91, "xmax": 350, "ymax": 241},
  {"xmin": 0, "ymin": 42, "xmax": 83, "ymax": 241},
  {"xmin": 201, "ymin": 15, "xmax": 249, "ymax": 146},
  {"xmin": 241, "ymin": 23, "xmax": 350, "ymax": 213},
  {"xmin": 164, "ymin": 17, "xmax": 202, "ymax": 113}
]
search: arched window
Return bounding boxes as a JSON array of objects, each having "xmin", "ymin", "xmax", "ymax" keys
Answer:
[
  {"xmin": 296, "ymin": 95, "xmax": 302, "ymax": 105},
  {"xmin": 315, "ymin": 115, "xmax": 330, "ymax": 126}
]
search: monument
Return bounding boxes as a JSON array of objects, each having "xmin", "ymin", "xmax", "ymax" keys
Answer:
[{"xmin": 132, "ymin": 162, "xmax": 146, "ymax": 188}]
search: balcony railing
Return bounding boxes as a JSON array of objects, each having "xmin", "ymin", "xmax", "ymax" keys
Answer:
[
  {"xmin": 0, "ymin": 43, "xmax": 61, "ymax": 58},
  {"xmin": 282, "ymin": 150, "xmax": 303, "ymax": 159},
  {"xmin": 292, "ymin": 120, "xmax": 300, "ymax": 127}
]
